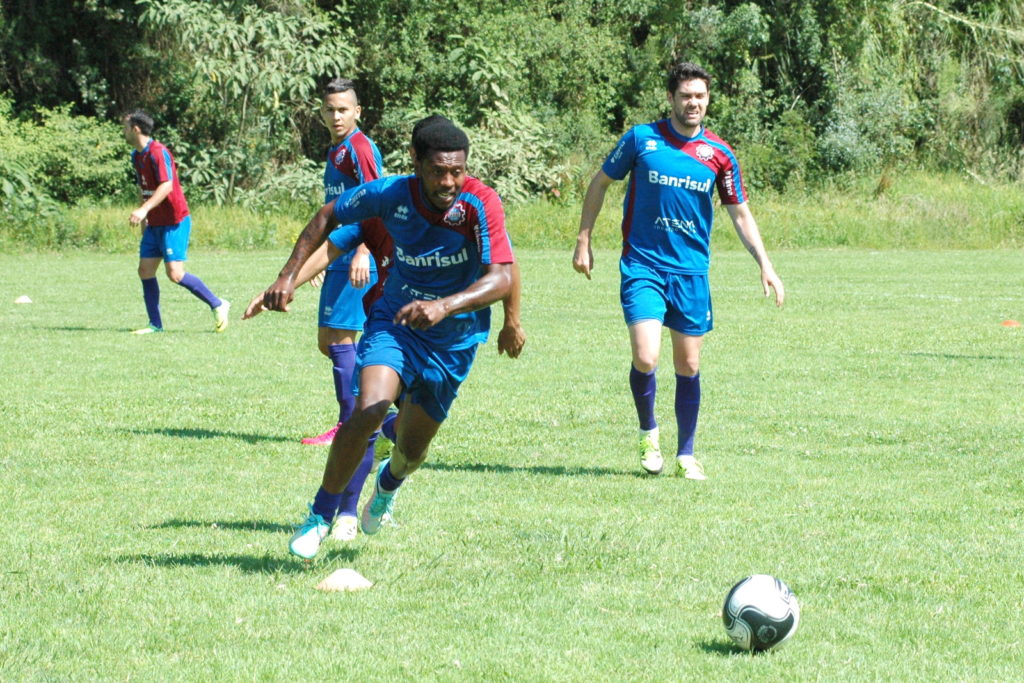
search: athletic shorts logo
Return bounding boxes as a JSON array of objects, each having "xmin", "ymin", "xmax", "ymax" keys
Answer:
[
  {"xmin": 695, "ymin": 144, "xmax": 714, "ymax": 161},
  {"xmin": 444, "ymin": 201, "xmax": 466, "ymax": 226}
]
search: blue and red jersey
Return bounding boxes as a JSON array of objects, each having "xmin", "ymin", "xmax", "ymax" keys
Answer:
[
  {"xmin": 131, "ymin": 140, "xmax": 189, "ymax": 227},
  {"xmin": 602, "ymin": 121, "xmax": 747, "ymax": 275},
  {"xmin": 328, "ymin": 174, "xmax": 515, "ymax": 350},
  {"xmin": 324, "ymin": 128, "xmax": 385, "ymax": 274}
]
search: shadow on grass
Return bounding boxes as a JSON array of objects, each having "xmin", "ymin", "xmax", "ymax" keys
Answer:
[
  {"xmin": 120, "ymin": 426, "xmax": 294, "ymax": 444},
  {"xmin": 149, "ymin": 518, "xmax": 294, "ymax": 534},
  {"xmin": 420, "ymin": 460, "xmax": 641, "ymax": 478},
  {"xmin": 115, "ymin": 549, "xmax": 358, "ymax": 575},
  {"xmin": 905, "ymin": 351, "xmax": 1017, "ymax": 361},
  {"xmin": 41, "ymin": 325, "xmax": 184, "ymax": 334},
  {"xmin": 696, "ymin": 639, "xmax": 753, "ymax": 656}
]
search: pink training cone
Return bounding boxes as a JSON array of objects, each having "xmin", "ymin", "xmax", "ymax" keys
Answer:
[{"xmin": 1001, "ymin": 320, "xmax": 1021, "ymax": 328}]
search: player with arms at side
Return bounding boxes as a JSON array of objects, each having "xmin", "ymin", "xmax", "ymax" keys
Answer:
[
  {"xmin": 256, "ymin": 116, "xmax": 524, "ymax": 559},
  {"xmin": 124, "ymin": 110, "xmax": 230, "ymax": 334},
  {"xmin": 572, "ymin": 62, "xmax": 784, "ymax": 479}
]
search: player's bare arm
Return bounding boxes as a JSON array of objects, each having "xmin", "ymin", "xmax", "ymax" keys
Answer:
[
  {"xmin": 243, "ymin": 241, "xmax": 340, "ymax": 319},
  {"xmin": 394, "ymin": 262, "xmax": 513, "ymax": 330},
  {"xmin": 573, "ymin": 170, "xmax": 615, "ymax": 280},
  {"xmin": 497, "ymin": 260, "xmax": 525, "ymax": 358},
  {"xmin": 725, "ymin": 202, "xmax": 785, "ymax": 307},
  {"xmin": 263, "ymin": 201, "xmax": 340, "ymax": 312},
  {"xmin": 348, "ymin": 243, "xmax": 372, "ymax": 288},
  {"xmin": 129, "ymin": 179, "xmax": 173, "ymax": 225}
]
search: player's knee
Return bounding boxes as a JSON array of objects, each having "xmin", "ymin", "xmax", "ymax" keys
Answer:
[
  {"xmin": 317, "ymin": 340, "xmax": 332, "ymax": 357},
  {"xmin": 165, "ymin": 269, "xmax": 184, "ymax": 283},
  {"xmin": 677, "ymin": 359, "xmax": 700, "ymax": 376},
  {"xmin": 632, "ymin": 356, "xmax": 658, "ymax": 374}
]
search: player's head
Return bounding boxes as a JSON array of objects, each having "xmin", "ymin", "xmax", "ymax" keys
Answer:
[
  {"xmin": 321, "ymin": 78, "xmax": 361, "ymax": 144},
  {"xmin": 666, "ymin": 62, "xmax": 711, "ymax": 133},
  {"xmin": 123, "ymin": 110, "xmax": 154, "ymax": 148},
  {"xmin": 410, "ymin": 115, "xmax": 470, "ymax": 211}
]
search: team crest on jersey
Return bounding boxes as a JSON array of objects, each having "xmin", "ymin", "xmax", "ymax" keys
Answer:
[
  {"xmin": 444, "ymin": 201, "xmax": 466, "ymax": 226},
  {"xmin": 645, "ymin": 140, "xmax": 658, "ymax": 151},
  {"xmin": 333, "ymin": 147, "xmax": 348, "ymax": 165},
  {"xmin": 695, "ymin": 144, "xmax": 715, "ymax": 161}
]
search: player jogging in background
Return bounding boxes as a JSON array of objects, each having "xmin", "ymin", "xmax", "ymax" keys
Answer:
[
  {"xmin": 256, "ymin": 115, "xmax": 524, "ymax": 560},
  {"xmin": 572, "ymin": 61, "xmax": 784, "ymax": 480},
  {"xmin": 123, "ymin": 110, "xmax": 230, "ymax": 334}
]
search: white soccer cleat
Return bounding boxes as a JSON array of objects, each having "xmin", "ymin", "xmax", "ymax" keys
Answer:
[
  {"xmin": 639, "ymin": 428, "xmax": 663, "ymax": 474},
  {"xmin": 330, "ymin": 515, "xmax": 358, "ymax": 542},
  {"xmin": 288, "ymin": 505, "xmax": 330, "ymax": 560},
  {"xmin": 213, "ymin": 300, "xmax": 231, "ymax": 333},
  {"xmin": 676, "ymin": 455, "xmax": 707, "ymax": 480}
]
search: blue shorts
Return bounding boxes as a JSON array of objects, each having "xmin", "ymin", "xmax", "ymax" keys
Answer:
[
  {"xmin": 139, "ymin": 215, "xmax": 192, "ymax": 261},
  {"xmin": 620, "ymin": 259, "xmax": 713, "ymax": 335},
  {"xmin": 319, "ymin": 269, "xmax": 378, "ymax": 330},
  {"xmin": 354, "ymin": 319, "xmax": 477, "ymax": 423}
]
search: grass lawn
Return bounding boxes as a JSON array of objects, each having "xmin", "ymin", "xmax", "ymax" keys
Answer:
[{"xmin": 1, "ymin": 248, "xmax": 1022, "ymax": 680}]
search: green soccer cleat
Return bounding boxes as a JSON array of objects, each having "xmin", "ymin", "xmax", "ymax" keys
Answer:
[
  {"xmin": 288, "ymin": 505, "xmax": 330, "ymax": 560},
  {"xmin": 213, "ymin": 300, "xmax": 231, "ymax": 333},
  {"xmin": 639, "ymin": 428, "xmax": 663, "ymax": 475},
  {"xmin": 131, "ymin": 324, "xmax": 163, "ymax": 335},
  {"xmin": 676, "ymin": 455, "xmax": 707, "ymax": 481},
  {"xmin": 360, "ymin": 458, "xmax": 398, "ymax": 535}
]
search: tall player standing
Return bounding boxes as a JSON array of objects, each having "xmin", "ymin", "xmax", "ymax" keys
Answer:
[
  {"xmin": 258, "ymin": 116, "xmax": 522, "ymax": 560},
  {"xmin": 572, "ymin": 62, "xmax": 784, "ymax": 479},
  {"xmin": 123, "ymin": 111, "xmax": 230, "ymax": 334}
]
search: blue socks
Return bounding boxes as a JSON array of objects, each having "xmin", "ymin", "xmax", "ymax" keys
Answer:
[
  {"xmin": 141, "ymin": 277, "xmax": 162, "ymax": 329},
  {"xmin": 378, "ymin": 459, "xmax": 404, "ymax": 493},
  {"xmin": 328, "ymin": 343, "xmax": 357, "ymax": 424},
  {"xmin": 312, "ymin": 486, "xmax": 342, "ymax": 523},
  {"xmin": 629, "ymin": 366, "xmax": 658, "ymax": 431},
  {"xmin": 381, "ymin": 412, "xmax": 398, "ymax": 441},
  {"xmin": 338, "ymin": 432, "xmax": 377, "ymax": 517},
  {"xmin": 675, "ymin": 373, "xmax": 700, "ymax": 456},
  {"xmin": 177, "ymin": 272, "xmax": 221, "ymax": 308}
]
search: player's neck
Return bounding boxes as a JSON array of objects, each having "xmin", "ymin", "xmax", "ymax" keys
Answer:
[
  {"xmin": 134, "ymin": 134, "xmax": 152, "ymax": 152},
  {"xmin": 669, "ymin": 118, "xmax": 701, "ymax": 139}
]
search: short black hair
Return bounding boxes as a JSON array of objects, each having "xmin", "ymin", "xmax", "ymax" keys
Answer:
[
  {"xmin": 125, "ymin": 110, "xmax": 154, "ymax": 136},
  {"xmin": 324, "ymin": 77, "xmax": 357, "ymax": 102},
  {"xmin": 666, "ymin": 62, "xmax": 712, "ymax": 93},
  {"xmin": 411, "ymin": 115, "xmax": 470, "ymax": 160}
]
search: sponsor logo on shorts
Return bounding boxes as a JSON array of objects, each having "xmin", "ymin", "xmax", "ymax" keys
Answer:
[
  {"xmin": 395, "ymin": 245, "xmax": 468, "ymax": 268},
  {"xmin": 648, "ymin": 170, "xmax": 712, "ymax": 193}
]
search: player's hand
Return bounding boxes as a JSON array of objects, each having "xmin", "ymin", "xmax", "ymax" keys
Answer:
[
  {"xmin": 497, "ymin": 322, "xmax": 526, "ymax": 359},
  {"xmin": 761, "ymin": 265, "xmax": 785, "ymax": 307},
  {"xmin": 129, "ymin": 207, "xmax": 149, "ymax": 226},
  {"xmin": 242, "ymin": 293, "xmax": 266, "ymax": 320},
  {"xmin": 393, "ymin": 299, "xmax": 447, "ymax": 330},
  {"xmin": 263, "ymin": 275, "xmax": 296, "ymax": 313},
  {"xmin": 572, "ymin": 238, "xmax": 593, "ymax": 280},
  {"xmin": 349, "ymin": 251, "xmax": 371, "ymax": 288},
  {"xmin": 309, "ymin": 270, "xmax": 325, "ymax": 289}
]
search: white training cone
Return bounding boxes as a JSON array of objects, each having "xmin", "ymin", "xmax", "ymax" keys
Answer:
[
  {"xmin": 14, "ymin": 295, "xmax": 32, "ymax": 304},
  {"xmin": 315, "ymin": 568, "xmax": 373, "ymax": 593}
]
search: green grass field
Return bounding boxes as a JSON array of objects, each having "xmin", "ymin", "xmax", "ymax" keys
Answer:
[{"xmin": 1, "ymin": 248, "xmax": 1022, "ymax": 680}]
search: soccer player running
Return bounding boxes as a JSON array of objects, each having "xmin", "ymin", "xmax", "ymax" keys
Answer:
[
  {"xmin": 572, "ymin": 62, "xmax": 784, "ymax": 479},
  {"xmin": 257, "ymin": 116, "xmax": 523, "ymax": 560},
  {"xmin": 123, "ymin": 111, "xmax": 230, "ymax": 334}
]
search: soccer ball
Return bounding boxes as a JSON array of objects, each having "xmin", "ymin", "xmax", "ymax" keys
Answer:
[{"xmin": 722, "ymin": 574, "xmax": 800, "ymax": 651}]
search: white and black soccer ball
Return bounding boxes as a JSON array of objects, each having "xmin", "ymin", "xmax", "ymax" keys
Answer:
[{"xmin": 722, "ymin": 574, "xmax": 800, "ymax": 651}]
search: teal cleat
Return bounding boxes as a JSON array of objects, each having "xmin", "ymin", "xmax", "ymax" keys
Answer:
[
  {"xmin": 360, "ymin": 458, "xmax": 398, "ymax": 535},
  {"xmin": 131, "ymin": 324, "xmax": 163, "ymax": 335},
  {"xmin": 288, "ymin": 505, "xmax": 330, "ymax": 560}
]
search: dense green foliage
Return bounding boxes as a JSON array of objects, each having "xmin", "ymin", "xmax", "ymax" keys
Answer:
[{"xmin": 1, "ymin": 0, "xmax": 1022, "ymax": 238}]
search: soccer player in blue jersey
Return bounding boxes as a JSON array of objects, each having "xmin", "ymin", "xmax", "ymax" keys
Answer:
[
  {"xmin": 257, "ymin": 116, "xmax": 523, "ymax": 559},
  {"xmin": 123, "ymin": 110, "xmax": 230, "ymax": 334},
  {"xmin": 572, "ymin": 62, "xmax": 785, "ymax": 479}
]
